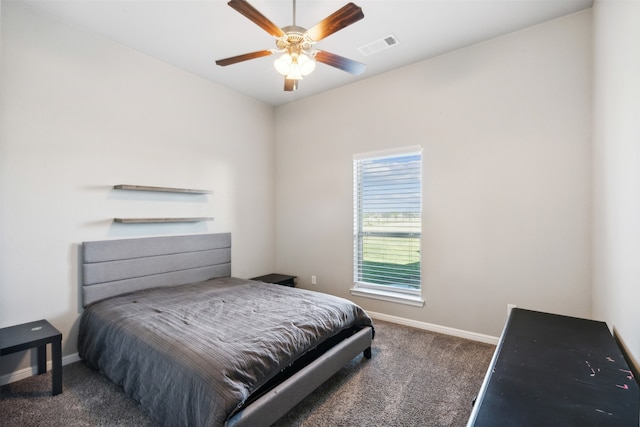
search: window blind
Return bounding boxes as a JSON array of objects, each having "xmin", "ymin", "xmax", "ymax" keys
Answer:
[{"xmin": 353, "ymin": 148, "xmax": 422, "ymax": 291}]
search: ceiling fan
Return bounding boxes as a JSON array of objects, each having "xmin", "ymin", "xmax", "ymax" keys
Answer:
[{"xmin": 215, "ymin": 0, "xmax": 366, "ymax": 92}]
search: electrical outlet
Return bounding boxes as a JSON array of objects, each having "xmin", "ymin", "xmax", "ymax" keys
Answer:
[{"xmin": 311, "ymin": 276, "xmax": 317, "ymax": 285}]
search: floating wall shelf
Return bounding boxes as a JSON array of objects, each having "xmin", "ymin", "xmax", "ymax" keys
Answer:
[
  {"xmin": 113, "ymin": 217, "xmax": 214, "ymax": 224},
  {"xmin": 113, "ymin": 184, "xmax": 212, "ymax": 194},
  {"xmin": 112, "ymin": 184, "xmax": 213, "ymax": 223}
]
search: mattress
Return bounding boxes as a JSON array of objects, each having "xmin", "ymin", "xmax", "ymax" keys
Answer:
[{"xmin": 78, "ymin": 277, "xmax": 373, "ymax": 426}]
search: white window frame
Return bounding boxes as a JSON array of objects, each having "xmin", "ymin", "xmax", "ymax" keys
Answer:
[{"xmin": 350, "ymin": 146, "xmax": 425, "ymax": 307}]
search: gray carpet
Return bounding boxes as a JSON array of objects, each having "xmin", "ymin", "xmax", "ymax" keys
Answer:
[{"xmin": 0, "ymin": 320, "xmax": 495, "ymax": 426}]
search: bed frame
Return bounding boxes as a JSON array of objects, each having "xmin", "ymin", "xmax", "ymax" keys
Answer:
[{"xmin": 81, "ymin": 232, "xmax": 373, "ymax": 426}]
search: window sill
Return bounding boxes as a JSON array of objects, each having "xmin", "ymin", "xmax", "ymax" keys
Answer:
[{"xmin": 350, "ymin": 286, "xmax": 425, "ymax": 307}]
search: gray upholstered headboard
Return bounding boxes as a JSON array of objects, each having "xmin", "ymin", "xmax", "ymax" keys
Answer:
[{"xmin": 82, "ymin": 233, "xmax": 231, "ymax": 307}]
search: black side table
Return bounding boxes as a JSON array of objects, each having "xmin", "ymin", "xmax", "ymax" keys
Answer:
[
  {"xmin": 251, "ymin": 274, "xmax": 297, "ymax": 287},
  {"xmin": 0, "ymin": 319, "xmax": 62, "ymax": 395}
]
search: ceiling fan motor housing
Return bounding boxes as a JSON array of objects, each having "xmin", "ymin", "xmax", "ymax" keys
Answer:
[{"xmin": 277, "ymin": 26, "xmax": 313, "ymax": 52}]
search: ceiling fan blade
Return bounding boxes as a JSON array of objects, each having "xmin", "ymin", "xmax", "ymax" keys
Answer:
[
  {"xmin": 216, "ymin": 50, "xmax": 273, "ymax": 66},
  {"xmin": 228, "ymin": 0, "xmax": 285, "ymax": 38},
  {"xmin": 306, "ymin": 3, "xmax": 364, "ymax": 42},
  {"xmin": 314, "ymin": 51, "xmax": 366, "ymax": 75},
  {"xmin": 284, "ymin": 78, "xmax": 298, "ymax": 92}
]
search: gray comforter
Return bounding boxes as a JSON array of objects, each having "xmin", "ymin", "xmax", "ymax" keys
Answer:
[{"xmin": 78, "ymin": 277, "xmax": 372, "ymax": 426}]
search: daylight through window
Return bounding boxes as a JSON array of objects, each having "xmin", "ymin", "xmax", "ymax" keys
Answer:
[{"xmin": 353, "ymin": 147, "xmax": 422, "ymax": 298}]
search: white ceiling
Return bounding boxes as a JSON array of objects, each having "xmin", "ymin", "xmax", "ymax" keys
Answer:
[{"xmin": 18, "ymin": 0, "xmax": 593, "ymax": 106}]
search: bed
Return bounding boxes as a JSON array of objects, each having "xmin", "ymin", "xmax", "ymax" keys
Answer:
[{"xmin": 78, "ymin": 232, "xmax": 374, "ymax": 426}]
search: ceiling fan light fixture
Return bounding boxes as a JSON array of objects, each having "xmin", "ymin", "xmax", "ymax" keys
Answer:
[
  {"xmin": 274, "ymin": 52, "xmax": 315, "ymax": 80},
  {"xmin": 287, "ymin": 66, "xmax": 304, "ymax": 80},
  {"xmin": 274, "ymin": 54, "xmax": 293, "ymax": 75},
  {"xmin": 298, "ymin": 54, "xmax": 316, "ymax": 76}
]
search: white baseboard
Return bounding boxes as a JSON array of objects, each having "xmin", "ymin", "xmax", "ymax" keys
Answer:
[
  {"xmin": 0, "ymin": 353, "xmax": 81, "ymax": 386},
  {"xmin": 367, "ymin": 311, "xmax": 499, "ymax": 345}
]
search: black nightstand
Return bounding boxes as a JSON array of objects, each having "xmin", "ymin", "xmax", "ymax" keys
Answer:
[
  {"xmin": 251, "ymin": 274, "xmax": 297, "ymax": 287},
  {"xmin": 0, "ymin": 319, "xmax": 62, "ymax": 395}
]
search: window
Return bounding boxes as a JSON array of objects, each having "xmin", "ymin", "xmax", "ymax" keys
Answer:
[{"xmin": 352, "ymin": 146, "xmax": 424, "ymax": 307}]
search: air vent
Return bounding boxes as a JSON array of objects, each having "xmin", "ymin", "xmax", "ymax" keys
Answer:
[{"xmin": 357, "ymin": 34, "xmax": 399, "ymax": 56}]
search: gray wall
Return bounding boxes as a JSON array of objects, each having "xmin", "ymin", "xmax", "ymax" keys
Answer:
[
  {"xmin": 3, "ymin": 0, "xmax": 639, "ymax": 378},
  {"xmin": 592, "ymin": 0, "xmax": 640, "ymax": 369},
  {"xmin": 275, "ymin": 11, "xmax": 592, "ymax": 339},
  {"xmin": 0, "ymin": 1, "xmax": 276, "ymax": 373}
]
